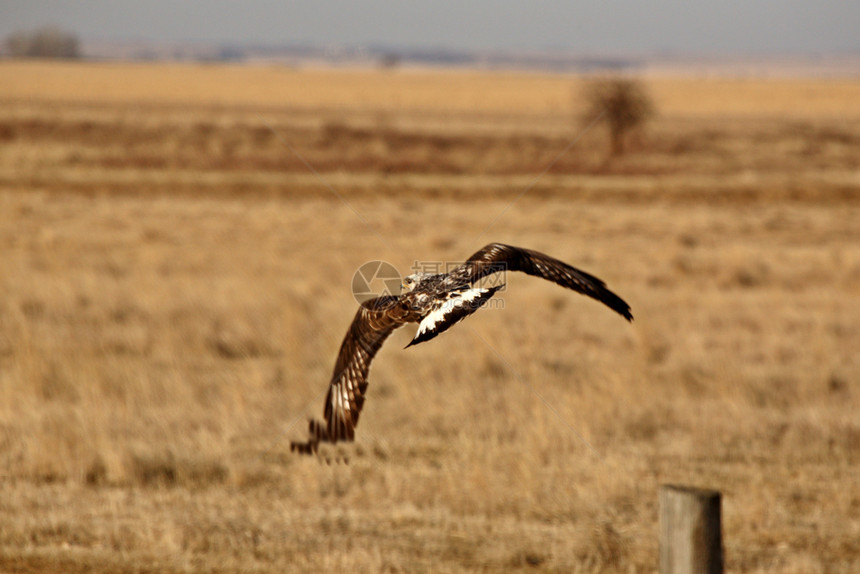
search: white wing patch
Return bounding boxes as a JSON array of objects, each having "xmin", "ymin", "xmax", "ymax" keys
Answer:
[{"xmin": 408, "ymin": 286, "xmax": 501, "ymax": 347}]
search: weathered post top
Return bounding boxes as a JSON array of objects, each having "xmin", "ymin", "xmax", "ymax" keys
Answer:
[{"xmin": 659, "ymin": 484, "xmax": 723, "ymax": 574}]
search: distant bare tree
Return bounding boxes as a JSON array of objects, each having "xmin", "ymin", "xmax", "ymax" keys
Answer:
[
  {"xmin": 5, "ymin": 26, "xmax": 80, "ymax": 59},
  {"xmin": 378, "ymin": 53, "xmax": 400, "ymax": 70},
  {"xmin": 581, "ymin": 77, "xmax": 654, "ymax": 156}
]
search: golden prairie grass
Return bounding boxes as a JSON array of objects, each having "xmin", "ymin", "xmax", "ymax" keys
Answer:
[
  {"xmin": 3, "ymin": 60, "xmax": 860, "ymax": 119},
  {"xmin": 0, "ymin": 62, "xmax": 859, "ymax": 573}
]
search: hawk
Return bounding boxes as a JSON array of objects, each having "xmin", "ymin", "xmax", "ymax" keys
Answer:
[{"xmin": 290, "ymin": 243, "xmax": 632, "ymax": 455}]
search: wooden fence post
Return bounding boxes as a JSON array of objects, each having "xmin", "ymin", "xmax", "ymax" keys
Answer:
[{"xmin": 659, "ymin": 484, "xmax": 723, "ymax": 574}]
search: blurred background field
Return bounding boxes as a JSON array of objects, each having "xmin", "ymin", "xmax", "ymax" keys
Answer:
[{"xmin": 1, "ymin": 61, "xmax": 859, "ymax": 573}]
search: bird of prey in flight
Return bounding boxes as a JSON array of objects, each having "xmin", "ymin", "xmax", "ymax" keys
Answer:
[{"xmin": 290, "ymin": 243, "xmax": 632, "ymax": 455}]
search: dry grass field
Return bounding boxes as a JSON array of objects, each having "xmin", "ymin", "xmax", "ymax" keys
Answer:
[{"xmin": 1, "ymin": 61, "xmax": 859, "ymax": 573}]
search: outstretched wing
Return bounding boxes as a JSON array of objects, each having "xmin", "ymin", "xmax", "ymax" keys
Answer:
[
  {"xmin": 455, "ymin": 243, "xmax": 633, "ymax": 321},
  {"xmin": 291, "ymin": 296, "xmax": 409, "ymax": 454}
]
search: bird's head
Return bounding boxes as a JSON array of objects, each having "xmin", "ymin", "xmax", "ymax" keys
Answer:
[{"xmin": 400, "ymin": 272, "xmax": 427, "ymax": 294}]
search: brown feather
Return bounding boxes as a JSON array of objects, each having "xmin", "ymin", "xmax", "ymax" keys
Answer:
[
  {"xmin": 291, "ymin": 296, "xmax": 411, "ymax": 453},
  {"xmin": 457, "ymin": 243, "xmax": 632, "ymax": 321}
]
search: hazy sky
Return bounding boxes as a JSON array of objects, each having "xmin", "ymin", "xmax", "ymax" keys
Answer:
[{"xmin": 2, "ymin": 1, "xmax": 859, "ymax": 56}]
